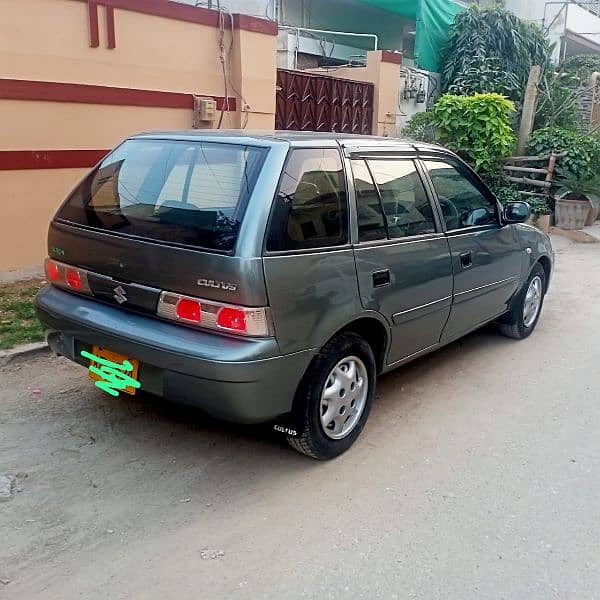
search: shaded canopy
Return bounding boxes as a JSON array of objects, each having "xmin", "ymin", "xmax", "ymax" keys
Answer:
[{"xmin": 356, "ymin": 0, "xmax": 464, "ymax": 71}]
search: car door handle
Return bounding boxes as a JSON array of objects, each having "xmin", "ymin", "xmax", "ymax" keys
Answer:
[
  {"xmin": 372, "ymin": 269, "xmax": 391, "ymax": 287},
  {"xmin": 459, "ymin": 251, "xmax": 473, "ymax": 269}
]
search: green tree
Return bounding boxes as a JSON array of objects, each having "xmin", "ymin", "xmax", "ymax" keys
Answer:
[
  {"xmin": 441, "ymin": 5, "xmax": 551, "ymax": 102},
  {"xmin": 535, "ymin": 55, "xmax": 600, "ymax": 131}
]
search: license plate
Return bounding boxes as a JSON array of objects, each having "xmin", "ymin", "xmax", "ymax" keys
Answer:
[{"xmin": 82, "ymin": 346, "xmax": 140, "ymax": 396}]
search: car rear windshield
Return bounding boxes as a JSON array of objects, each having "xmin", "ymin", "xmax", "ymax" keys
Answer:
[{"xmin": 57, "ymin": 139, "xmax": 268, "ymax": 252}]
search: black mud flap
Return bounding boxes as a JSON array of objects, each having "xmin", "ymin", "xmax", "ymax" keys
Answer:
[{"xmin": 270, "ymin": 410, "xmax": 303, "ymax": 438}]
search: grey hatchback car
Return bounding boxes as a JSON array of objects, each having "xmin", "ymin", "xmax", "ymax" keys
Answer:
[{"xmin": 36, "ymin": 131, "xmax": 553, "ymax": 459}]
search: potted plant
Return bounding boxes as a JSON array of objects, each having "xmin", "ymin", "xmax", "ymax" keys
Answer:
[
  {"xmin": 526, "ymin": 196, "xmax": 553, "ymax": 232},
  {"xmin": 555, "ymin": 175, "xmax": 600, "ymax": 229}
]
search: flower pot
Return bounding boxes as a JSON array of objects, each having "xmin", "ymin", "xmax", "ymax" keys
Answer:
[
  {"xmin": 585, "ymin": 203, "xmax": 599, "ymax": 226},
  {"xmin": 584, "ymin": 194, "xmax": 600, "ymax": 225},
  {"xmin": 555, "ymin": 197, "xmax": 590, "ymax": 230}
]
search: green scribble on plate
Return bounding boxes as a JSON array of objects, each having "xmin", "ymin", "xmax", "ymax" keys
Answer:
[{"xmin": 81, "ymin": 350, "xmax": 141, "ymax": 397}]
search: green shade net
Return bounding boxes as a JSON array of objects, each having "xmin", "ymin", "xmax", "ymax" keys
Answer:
[{"xmin": 356, "ymin": 0, "xmax": 464, "ymax": 72}]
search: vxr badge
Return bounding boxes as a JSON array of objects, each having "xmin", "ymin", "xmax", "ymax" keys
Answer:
[{"xmin": 113, "ymin": 285, "xmax": 127, "ymax": 304}]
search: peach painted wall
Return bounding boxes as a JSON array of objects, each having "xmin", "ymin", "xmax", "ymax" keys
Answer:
[
  {"xmin": 0, "ymin": 100, "xmax": 193, "ymax": 150},
  {"xmin": 316, "ymin": 51, "xmax": 401, "ymax": 137},
  {"xmin": 231, "ymin": 28, "xmax": 278, "ymax": 129},
  {"xmin": 0, "ymin": 0, "xmax": 277, "ymax": 272},
  {"xmin": 2, "ymin": 0, "xmax": 236, "ymax": 102},
  {"xmin": 0, "ymin": 169, "xmax": 90, "ymax": 271}
]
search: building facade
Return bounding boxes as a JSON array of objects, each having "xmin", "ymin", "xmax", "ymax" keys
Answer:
[{"xmin": 471, "ymin": 0, "xmax": 600, "ymax": 62}]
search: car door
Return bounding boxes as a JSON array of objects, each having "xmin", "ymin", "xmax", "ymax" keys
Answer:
[
  {"xmin": 350, "ymin": 156, "xmax": 453, "ymax": 365},
  {"xmin": 420, "ymin": 157, "xmax": 523, "ymax": 342},
  {"xmin": 262, "ymin": 147, "xmax": 364, "ymax": 355}
]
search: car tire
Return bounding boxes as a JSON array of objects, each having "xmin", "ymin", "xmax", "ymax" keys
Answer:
[
  {"xmin": 287, "ymin": 332, "xmax": 376, "ymax": 460},
  {"xmin": 498, "ymin": 263, "xmax": 546, "ymax": 340}
]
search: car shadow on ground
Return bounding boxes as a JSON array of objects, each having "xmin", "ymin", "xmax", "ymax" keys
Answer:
[{"xmin": 93, "ymin": 323, "xmax": 508, "ymax": 465}]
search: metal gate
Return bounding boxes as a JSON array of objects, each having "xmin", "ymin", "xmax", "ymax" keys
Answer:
[{"xmin": 276, "ymin": 69, "xmax": 374, "ymax": 134}]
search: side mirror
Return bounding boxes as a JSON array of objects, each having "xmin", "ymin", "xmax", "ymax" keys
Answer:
[{"xmin": 503, "ymin": 201, "xmax": 530, "ymax": 224}]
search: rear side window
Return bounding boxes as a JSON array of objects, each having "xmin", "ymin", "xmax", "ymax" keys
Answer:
[
  {"xmin": 57, "ymin": 139, "xmax": 268, "ymax": 252},
  {"xmin": 266, "ymin": 148, "xmax": 348, "ymax": 251}
]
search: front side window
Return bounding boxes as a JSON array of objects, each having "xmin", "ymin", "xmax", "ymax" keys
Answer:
[
  {"xmin": 57, "ymin": 139, "xmax": 267, "ymax": 252},
  {"xmin": 266, "ymin": 148, "xmax": 348, "ymax": 251},
  {"xmin": 423, "ymin": 160, "xmax": 499, "ymax": 230},
  {"xmin": 367, "ymin": 159, "xmax": 436, "ymax": 238}
]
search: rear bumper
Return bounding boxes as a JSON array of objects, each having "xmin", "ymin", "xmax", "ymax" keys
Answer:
[{"xmin": 35, "ymin": 286, "xmax": 313, "ymax": 423}]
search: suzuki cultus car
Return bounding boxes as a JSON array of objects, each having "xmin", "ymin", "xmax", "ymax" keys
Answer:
[{"xmin": 36, "ymin": 131, "xmax": 553, "ymax": 459}]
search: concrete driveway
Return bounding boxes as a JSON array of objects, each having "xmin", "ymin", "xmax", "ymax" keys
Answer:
[{"xmin": 1, "ymin": 233, "xmax": 599, "ymax": 600}]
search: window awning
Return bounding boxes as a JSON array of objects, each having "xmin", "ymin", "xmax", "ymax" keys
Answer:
[{"xmin": 355, "ymin": 0, "xmax": 464, "ymax": 72}]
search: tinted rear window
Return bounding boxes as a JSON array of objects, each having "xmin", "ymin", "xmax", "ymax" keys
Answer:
[{"xmin": 58, "ymin": 139, "xmax": 268, "ymax": 252}]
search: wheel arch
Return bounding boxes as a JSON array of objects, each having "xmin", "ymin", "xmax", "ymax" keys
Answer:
[
  {"xmin": 334, "ymin": 316, "xmax": 389, "ymax": 374},
  {"xmin": 281, "ymin": 313, "xmax": 388, "ymax": 444},
  {"xmin": 279, "ymin": 312, "xmax": 390, "ymax": 435},
  {"xmin": 537, "ymin": 255, "xmax": 552, "ymax": 292}
]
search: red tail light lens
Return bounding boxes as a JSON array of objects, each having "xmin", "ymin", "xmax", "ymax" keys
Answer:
[
  {"xmin": 46, "ymin": 259, "xmax": 61, "ymax": 282},
  {"xmin": 176, "ymin": 298, "xmax": 202, "ymax": 322},
  {"xmin": 66, "ymin": 268, "xmax": 82, "ymax": 290},
  {"xmin": 44, "ymin": 258, "xmax": 91, "ymax": 295},
  {"xmin": 217, "ymin": 307, "xmax": 247, "ymax": 332}
]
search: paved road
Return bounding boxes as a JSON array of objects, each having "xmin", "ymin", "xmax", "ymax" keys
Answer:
[{"xmin": 1, "ymin": 234, "xmax": 599, "ymax": 600}]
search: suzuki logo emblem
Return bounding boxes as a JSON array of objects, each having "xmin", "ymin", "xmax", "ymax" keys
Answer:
[{"xmin": 113, "ymin": 285, "xmax": 127, "ymax": 304}]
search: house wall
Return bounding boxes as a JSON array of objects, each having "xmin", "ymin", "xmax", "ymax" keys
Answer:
[
  {"xmin": 178, "ymin": 0, "xmax": 412, "ymax": 51},
  {"xmin": 504, "ymin": 0, "xmax": 600, "ymax": 60},
  {"xmin": 177, "ymin": 0, "xmax": 278, "ymax": 20},
  {"xmin": 280, "ymin": 0, "xmax": 409, "ymax": 51},
  {"xmin": 308, "ymin": 50, "xmax": 402, "ymax": 136},
  {"xmin": 0, "ymin": 0, "xmax": 277, "ymax": 272}
]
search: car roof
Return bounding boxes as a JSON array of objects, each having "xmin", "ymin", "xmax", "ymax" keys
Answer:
[
  {"xmin": 133, "ymin": 129, "xmax": 389, "ymax": 142},
  {"xmin": 130, "ymin": 130, "xmax": 454, "ymax": 158}
]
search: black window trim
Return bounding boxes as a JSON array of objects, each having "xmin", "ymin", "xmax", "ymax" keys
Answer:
[
  {"xmin": 53, "ymin": 218, "xmax": 235, "ymax": 256},
  {"xmin": 350, "ymin": 155, "xmax": 444, "ymax": 245},
  {"xmin": 352, "ymin": 230, "xmax": 447, "ymax": 251},
  {"xmin": 417, "ymin": 152, "xmax": 502, "ymax": 235},
  {"xmin": 262, "ymin": 145, "xmax": 351, "ymax": 256}
]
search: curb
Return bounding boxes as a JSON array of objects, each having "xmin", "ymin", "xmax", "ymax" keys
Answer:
[
  {"xmin": 0, "ymin": 265, "xmax": 43, "ymax": 284},
  {"xmin": 0, "ymin": 341, "xmax": 50, "ymax": 366}
]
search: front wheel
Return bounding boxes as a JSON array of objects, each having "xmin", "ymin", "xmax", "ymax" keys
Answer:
[
  {"xmin": 498, "ymin": 264, "xmax": 546, "ymax": 340},
  {"xmin": 287, "ymin": 333, "xmax": 376, "ymax": 460}
]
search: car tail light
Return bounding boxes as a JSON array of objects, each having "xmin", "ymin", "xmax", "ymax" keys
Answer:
[
  {"xmin": 157, "ymin": 291, "xmax": 272, "ymax": 337},
  {"xmin": 176, "ymin": 298, "xmax": 202, "ymax": 323},
  {"xmin": 217, "ymin": 307, "xmax": 246, "ymax": 332},
  {"xmin": 46, "ymin": 260, "xmax": 61, "ymax": 282},
  {"xmin": 66, "ymin": 267, "xmax": 82, "ymax": 290},
  {"xmin": 44, "ymin": 258, "xmax": 91, "ymax": 295}
]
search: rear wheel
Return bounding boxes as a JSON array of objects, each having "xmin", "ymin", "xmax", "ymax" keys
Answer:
[
  {"xmin": 287, "ymin": 332, "xmax": 376, "ymax": 460},
  {"xmin": 498, "ymin": 264, "xmax": 546, "ymax": 340}
]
